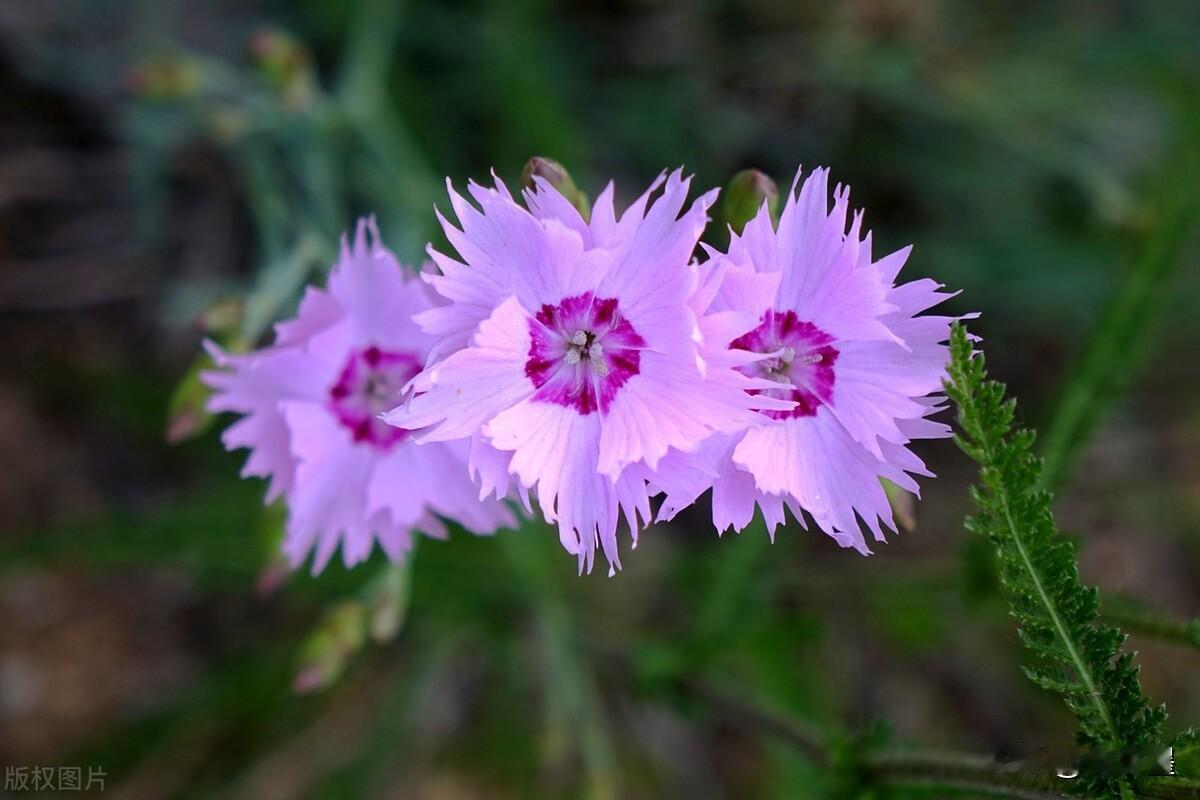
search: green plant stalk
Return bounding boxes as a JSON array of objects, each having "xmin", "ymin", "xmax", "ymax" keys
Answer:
[
  {"xmin": 692, "ymin": 678, "xmax": 1193, "ymax": 800},
  {"xmin": 336, "ymin": 0, "xmax": 404, "ymax": 114},
  {"xmin": 1100, "ymin": 599, "xmax": 1200, "ymax": 652},
  {"xmin": 238, "ymin": 232, "xmax": 330, "ymax": 345},
  {"xmin": 238, "ymin": 143, "xmax": 292, "ymax": 266},
  {"xmin": 1142, "ymin": 778, "xmax": 1200, "ymax": 800},
  {"xmin": 335, "ymin": 0, "xmax": 440, "ymax": 259},
  {"xmin": 692, "ymin": 678, "xmax": 1065, "ymax": 799},
  {"xmin": 346, "ymin": 635, "xmax": 471, "ymax": 797},
  {"xmin": 790, "ymin": 554, "xmax": 1200, "ymax": 654},
  {"xmin": 1038, "ymin": 150, "xmax": 1200, "ymax": 489},
  {"xmin": 501, "ymin": 527, "xmax": 618, "ymax": 800}
]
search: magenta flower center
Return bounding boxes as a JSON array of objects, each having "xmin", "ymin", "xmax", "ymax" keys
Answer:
[
  {"xmin": 525, "ymin": 292, "xmax": 646, "ymax": 416},
  {"xmin": 731, "ymin": 310, "xmax": 839, "ymax": 419},
  {"xmin": 329, "ymin": 346, "xmax": 421, "ymax": 449}
]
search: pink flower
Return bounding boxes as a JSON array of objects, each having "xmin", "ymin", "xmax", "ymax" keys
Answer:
[
  {"xmin": 204, "ymin": 219, "xmax": 515, "ymax": 574},
  {"xmin": 384, "ymin": 172, "xmax": 776, "ymax": 573},
  {"xmin": 651, "ymin": 167, "xmax": 966, "ymax": 553}
]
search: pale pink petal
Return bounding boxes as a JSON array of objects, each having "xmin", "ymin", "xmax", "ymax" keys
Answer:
[
  {"xmin": 485, "ymin": 400, "xmax": 649, "ymax": 574},
  {"xmin": 523, "ymin": 176, "xmax": 591, "ymax": 243},
  {"xmin": 596, "ymin": 349, "xmax": 764, "ymax": 476},
  {"xmin": 383, "ymin": 296, "xmax": 535, "ymax": 441},
  {"xmin": 644, "ymin": 436, "xmax": 729, "ymax": 523},
  {"xmin": 203, "ymin": 344, "xmax": 328, "ymax": 501},
  {"xmin": 596, "ymin": 171, "xmax": 719, "ymax": 329},
  {"xmin": 710, "ymin": 457, "xmax": 761, "ymax": 535},
  {"xmin": 280, "ymin": 400, "xmax": 377, "ymax": 572},
  {"xmin": 732, "ymin": 411, "xmax": 899, "ymax": 554},
  {"xmin": 274, "ymin": 286, "xmax": 340, "ymax": 346},
  {"xmin": 368, "ymin": 439, "xmax": 515, "ymax": 536}
]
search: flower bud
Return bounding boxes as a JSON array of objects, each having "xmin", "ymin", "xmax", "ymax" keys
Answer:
[
  {"xmin": 721, "ymin": 169, "xmax": 779, "ymax": 234},
  {"xmin": 521, "ymin": 157, "xmax": 591, "ymax": 219},
  {"xmin": 166, "ymin": 353, "xmax": 216, "ymax": 444},
  {"xmin": 882, "ymin": 478, "xmax": 916, "ymax": 532},
  {"xmin": 292, "ymin": 601, "xmax": 368, "ymax": 694},
  {"xmin": 123, "ymin": 58, "xmax": 199, "ymax": 101},
  {"xmin": 367, "ymin": 563, "xmax": 411, "ymax": 643},
  {"xmin": 248, "ymin": 28, "xmax": 315, "ymax": 109},
  {"xmin": 196, "ymin": 298, "xmax": 244, "ymax": 336}
]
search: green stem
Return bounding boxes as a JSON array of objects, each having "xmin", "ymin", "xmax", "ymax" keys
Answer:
[
  {"xmin": 336, "ymin": 0, "xmax": 404, "ymax": 113},
  {"xmin": 782, "ymin": 556, "xmax": 1200, "ymax": 655},
  {"xmin": 686, "ymin": 677, "xmax": 829, "ymax": 766},
  {"xmin": 239, "ymin": 232, "xmax": 330, "ymax": 344},
  {"xmin": 691, "ymin": 678, "xmax": 1194, "ymax": 800},
  {"xmin": 867, "ymin": 749, "xmax": 1069, "ymax": 800},
  {"xmin": 691, "ymin": 678, "xmax": 1069, "ymax": 799},
  {"xmin": 501, "ymin": 527, "xmax": 618, "ymax": 800},
  {"xmin": 1100, "ymin": 599, "xmax": 1200, "ymax": 652},
  {"xmin": 1140, "ymin": 777, "xmax": 1200, "ymax": 800},
  {"xmin": 335, "ymin": 0, "xmax": 440, "ymax": 259},
  {"xmin": 238, "ymin": 144, "xmax": 291, "ymax": 265},
  {"xmin": 1038, "ymin": 147, "xmax": 1200, "ymax": 489}
]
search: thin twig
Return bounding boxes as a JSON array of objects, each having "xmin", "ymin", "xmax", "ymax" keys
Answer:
[
  {"xmin": 690, "ymin": 677, "xmax": 1067, "ymax": 797},
  {"xmin": 1038, "ymin": 144, "xmax": 1200, "ymax": 489},
  {"xmin": 866, "ymin": 749, "xmax": 1070, "ymax": 800},
  {"xmin": 1101, "ymin": 599, "xmax": 1200, "ymax": 652},
  {"xmin": 1140, "ymin": 777, "xmax": 1200, "ymax": 800},
  {"xmin": 503, "ymin": 528, "xmax": 619, "ymax": 800},
  {"xmin": 784, "ymin": 553, "xmax": 1200, "ymax": 655},
  {"xmin": 687, "ymin": 678, "xmax": 1200, "ymax": 800},
  {"xmin": 686, "ymin": 678, "xmax": 829, "ymax": 767}
]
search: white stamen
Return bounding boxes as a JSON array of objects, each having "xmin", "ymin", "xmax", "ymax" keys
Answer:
[
  {"xmin": 564, "ymin": 349, "xmax": 582, "ymax": 365},
  {"xmin": 570, "ymin": 330, "xmax": 588, "ymax": 346},
  {"xmin": 799, "ymin": 352, "xmax": 823, "ymax": 365},
  {"xmin": 592, "ymin": 359, "xmax": 610, "ymax": 377},
  {"xmin": 779, "ymin": 346, "xmax": 796, "ymax": 364},
  {"xmin": 588, "ymin": 342, "xmax": 604, "ymax": 359}
]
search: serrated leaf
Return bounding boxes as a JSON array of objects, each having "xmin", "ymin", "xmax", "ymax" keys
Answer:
[{"xmin": 944, "ymin": 324, "xmax": 1165, "ymax": 797}]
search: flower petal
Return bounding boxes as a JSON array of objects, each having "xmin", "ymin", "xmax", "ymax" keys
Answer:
[{"xmin": 383, "ymin": 295, "xmax": 535, "ymax": 442}]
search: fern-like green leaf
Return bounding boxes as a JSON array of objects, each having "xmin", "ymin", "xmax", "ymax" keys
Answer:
[{"xmin": 944, "ymin": 324, "xmax": 1166, "ymax": 798}]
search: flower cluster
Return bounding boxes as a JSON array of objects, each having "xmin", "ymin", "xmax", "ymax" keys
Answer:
[
  {"xmin": 204, "ymin": 220, "xmax": 515, "ymax": 573},
  {"xmin": 206, "ymin": 166, "xmax": 964, "ymax": 575}
]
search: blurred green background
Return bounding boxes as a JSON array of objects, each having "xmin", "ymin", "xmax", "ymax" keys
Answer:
[{"xmin": 1, "ymin": 1, "xmax": 1198, "ymax": 798}]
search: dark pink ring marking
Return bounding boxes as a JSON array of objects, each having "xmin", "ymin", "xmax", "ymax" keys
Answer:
[
  {"xmin": 525, "ymin": 292, "xmax": 646, "ymax": 416},
  {"xmin": 731, "ymin": 310, "xmax": 839, "ymax": 419},
  {"xmin": 328, "ymin": 346, "xmax": 422, "ymax": 449}
]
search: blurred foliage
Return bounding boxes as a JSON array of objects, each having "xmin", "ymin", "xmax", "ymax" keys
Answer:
[{"xmin": 1, "ymin": 0, "xmax": 1199, "ymax": 798}]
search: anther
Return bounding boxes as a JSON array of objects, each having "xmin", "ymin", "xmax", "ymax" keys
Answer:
[
  {"xmin": 570, "ymin": 330, "xmax": 588, "ymax": 347},
  {"xmin": 779, "ymin": 346, "xmax": 796, "ymax": 364},
  {"xmin": 564, "ymin": 349, "xmax": 582, "ymax": 365},
  {"xmin": 588, "ymin": 342, "xmax": 604, "ymax": 359}
]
